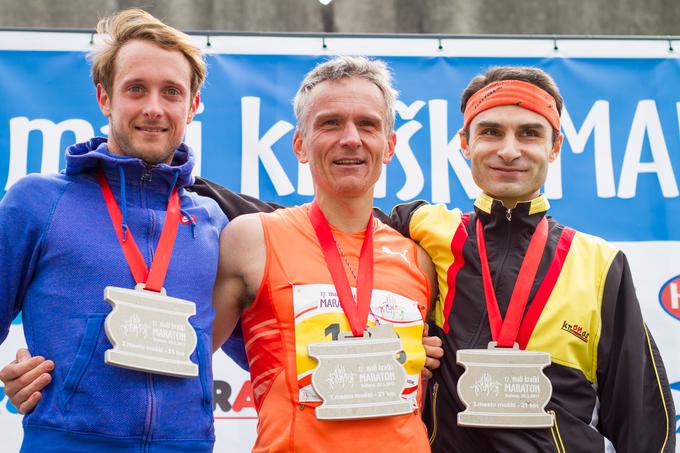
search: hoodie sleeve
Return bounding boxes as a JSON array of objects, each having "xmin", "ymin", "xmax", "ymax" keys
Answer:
[
  {"xmin": 0, "ymin": 174, "xmax": 66, "ymax": 344},
  {"xmin": 596, "ymin": 251, "xmax": 676, "ymax": 452}
]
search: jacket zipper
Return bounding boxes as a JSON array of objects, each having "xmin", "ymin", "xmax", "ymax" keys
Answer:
[
  {"xmin": 140, "ymin": 165, "xmax": 156, "ymax": 451},
  {"xmin": 143, "ymin": 374, "xmax": 156, "ymax": 451},
  {"xmin": 428, "ymin": 382, "xmax": 440, "ymax": 445},
  {"xmin": 506, "ymin": 208, "xmax": 512, "ymax": 221},
  {"xmin": 549, "ymin": 410, "xmax": 566, "ymax": 453}
]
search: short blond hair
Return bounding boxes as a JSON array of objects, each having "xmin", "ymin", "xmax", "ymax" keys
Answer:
[
  {"xmin": 293, "ymin": 56, "xmax": 398, "ymax": 135},
  {"xmin": 90, "ymin": 8, "xmax": 206, "ymax": 97}
]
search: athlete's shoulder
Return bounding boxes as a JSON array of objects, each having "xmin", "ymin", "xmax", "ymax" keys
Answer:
[
  {"xmin": 551, "ymin": 218, "xmax": 620, "ymax": 267},
  {"xmin": 409, "ymin": 202, "xmax": 464, "ymax": 238}
]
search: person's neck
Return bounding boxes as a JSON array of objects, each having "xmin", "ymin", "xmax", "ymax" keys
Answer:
[{"xmin": 314, "ymin": 191, "xmax": 374, "ymax": 233}]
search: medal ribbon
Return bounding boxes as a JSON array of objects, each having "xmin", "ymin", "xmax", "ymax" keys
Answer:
[
  {"xmin": 97, "ymin": 167, "xmax": 182, "ymax": 293},
  {"xmin": 476, "ymin": 216, "xmax": 549, "ymax": 348},
  {"xmin": 308, "ymin": 201, "xmax": 374, "ymax": 337}
]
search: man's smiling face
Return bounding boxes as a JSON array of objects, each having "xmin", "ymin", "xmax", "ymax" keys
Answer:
[
  {"xmin": 462, "ymin": 104, "xmax": 562, "ymax": 207},
  {"xmin": 293, "ymin": 76, "xmax": 396, "ymax": 200},
  {"xmin": 97, "ymin": 39, "xmax": 199, "ymax": 164}
]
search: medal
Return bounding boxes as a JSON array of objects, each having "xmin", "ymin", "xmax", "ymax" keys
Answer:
[
  {"xmin": 306, "ymin": 201, "xmax": 411, "ymax": 419},
  {"xmin": 97, "ymin": 168, "xmax": 198, "ymax": 377},
  {"xmin": 457, "ymin": 216, "xmax": 554, "ymax": 428},
  {"xmin": 309, "ymin": 324, "xmax": 412, "ymax": 420}
]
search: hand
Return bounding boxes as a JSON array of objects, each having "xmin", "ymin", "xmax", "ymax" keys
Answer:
[
  {"xmin": 422, "ymin": 324, "xmax": 443, "ymax": 379},
  {"xmin": 0, "ymin": 348, "xmax": 54, "ymax": 414}
]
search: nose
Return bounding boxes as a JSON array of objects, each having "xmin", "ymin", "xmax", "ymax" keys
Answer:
[
  {"xmin": 142, "ymin": 92, "xmax": 163, "ymax": 119},
  {"xmin": 496, "ymin": 135, "xmax": 521, "ymax": 162},
  {"xmin": 339, "ymin": 122, "xmax": 361, "ymax": 149}
]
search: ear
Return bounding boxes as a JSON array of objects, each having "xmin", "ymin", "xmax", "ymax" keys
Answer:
[
  {"xmin": 382, "ymin": 131, "xmax": 397, "ymax": 164},
  {"xmin": 549, "ymin": 132, "xmax": 563, "ymax": 163},
  {"xmin": 293, "ymin": 129, "xmax": 308, "ymax": 164},
  {"xmin": 97, "ymin": 84, "xmax": 112, "ymax": 118},
  {"xmin": 459, "ymin": 130, "xmax": 470, "ymax": 159},
  {"xmin": 187, "ymin": 91, "xmax": 200, "ymax": 124}
]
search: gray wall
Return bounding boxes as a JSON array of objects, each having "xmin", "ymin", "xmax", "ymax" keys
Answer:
[{"xmin": 0, "ymin": 0, "xmax": 678, "ymax": 35}]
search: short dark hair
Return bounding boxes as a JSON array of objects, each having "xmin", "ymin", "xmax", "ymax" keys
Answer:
[{"xmin": 460, "ymin": 66, "xmax": 563, "ymax": 143}]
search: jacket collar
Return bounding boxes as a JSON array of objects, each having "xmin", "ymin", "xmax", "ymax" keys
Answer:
[
  {"xmin": 473, "ymin": 193, "xmax": 550, "ymax": 230},
  {"xmin": 64, "ymin": 137, "xmax": 195, "ymax": 191},
  {"xmin": 474, "ymin": 192, "xmax": 550, "ymax": 216}
]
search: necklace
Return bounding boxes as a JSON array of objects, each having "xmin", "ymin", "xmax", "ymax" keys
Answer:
[{"xmin": 334, "ymin": 240, "xmax": 358, "ymax": 285}]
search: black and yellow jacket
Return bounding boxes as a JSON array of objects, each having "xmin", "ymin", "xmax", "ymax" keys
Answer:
[{"xmin": 390, "ymin": 193, "xmax": 675, "ymax": 453}]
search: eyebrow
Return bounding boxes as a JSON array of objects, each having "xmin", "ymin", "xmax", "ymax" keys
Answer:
[
  {"xmin": 473, "ymin": 121, "xmax": 549, "ymax": 130},
  {"xmin": 518, "ymin": 123, "xmax": 549, "ymax": 130},
  {"xmin": 474, "ymin": 121, "xmax": 501, "ymax": 129},
  {"xmin": 314, "ymin": 111, "xmax": 383, "ymax": 123},
  {"xmin": 120, "ymin": 77, "xmax": 187, "ymax": 88}
]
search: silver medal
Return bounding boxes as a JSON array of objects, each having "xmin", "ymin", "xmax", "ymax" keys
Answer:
[
  {"xmin": 456, "ymin": 342, "xmax": 553, "ymax": 428},
  {"xmin": 308, "ymin": 324, "xmax": 412, "ymax": 420},
  {"xmin": 104, "ymin": 284, "xmax": 198, "ymax": 377}
]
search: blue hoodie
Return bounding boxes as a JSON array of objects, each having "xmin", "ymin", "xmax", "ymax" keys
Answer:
[{"xmin": 0, "ymin": 138, "xmax": 227, "ymax": 452}]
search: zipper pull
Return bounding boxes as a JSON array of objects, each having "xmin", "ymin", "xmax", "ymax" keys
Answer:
[
  {"xmin": 506, "ymin": 208, "xmax": 512, "ymax": 221},
  {"xmin": 141, "ymin": 164, "xmax": 153, "ymax": 183}
]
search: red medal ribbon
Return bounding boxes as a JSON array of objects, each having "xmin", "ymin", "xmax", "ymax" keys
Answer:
[
  {"xmin": 97, "ymin": 167, "xmax": 182, "ymax": 293},
  {"xmin": 308, "ymin": 201, "xmax": 374, "ymax": 337},
  {"xmin": 476, "ymin": 216, "xmax": 549, "ymax": 348}
]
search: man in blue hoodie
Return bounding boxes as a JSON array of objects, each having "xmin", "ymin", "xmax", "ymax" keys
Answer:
[{"xmin": 0, "ymin": 8, "xmax": 232, "ymax": 452}]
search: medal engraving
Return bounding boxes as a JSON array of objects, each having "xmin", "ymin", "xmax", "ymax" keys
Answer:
[
  {"xmin": 308, "ymin": 325, "xmax": 412, "ymax": 420},
  {"xmin": 457, "ymin": 342, "xmax": 553, "ymax": 428},
  {"xmin": 104, "ymin": 284, "xmax": 198, "ymax": 377}
]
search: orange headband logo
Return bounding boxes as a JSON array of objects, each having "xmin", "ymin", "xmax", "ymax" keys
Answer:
[{"xmin": 462, "ymin": 80, "xmax": 560, "ymax": 132}]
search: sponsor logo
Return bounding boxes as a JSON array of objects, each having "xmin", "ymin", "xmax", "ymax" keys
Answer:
[
  {"xmin": 180, "ymin": 214, "xmax": 197, "ymax": 225},
  {"xmin": 561, "ymin": 320, "xmax": 590, "ymax": 343},
  {"xmin": 658, "ymin": 275, "xmax": 680, "ymax": 322},
  {"xmin": 380, "ymin": 246, "xmax": 410, "ymax": 265},
  {"xmin": 213, "ymin": 379, "xmax": 257, "ymax": 420}
]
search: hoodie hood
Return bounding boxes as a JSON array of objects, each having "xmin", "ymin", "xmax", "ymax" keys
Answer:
[{"xmin": 64, "ymin": 137, "xmax": 195, "ymax": 189}]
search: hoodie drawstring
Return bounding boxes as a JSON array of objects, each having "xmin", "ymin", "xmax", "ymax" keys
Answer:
[
  {"xmin": 167, "ymin": 168, "xmax": 180, "ymax": 200},
  {"xmin": 169, "ymin": 168, "xmax": 196, "ymax": 239},
  {"xmin": 180, "ymin": 208, "xmax": 197, "ymax": 238},
  {"xmin": 118, "ymin": 166, "xmax": 129, "ymax": 241}
]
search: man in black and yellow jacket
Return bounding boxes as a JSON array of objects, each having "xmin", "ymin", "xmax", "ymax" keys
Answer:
[{"xmin": 389, "ymin": 67, "xmax": 675, "ymax": 452}]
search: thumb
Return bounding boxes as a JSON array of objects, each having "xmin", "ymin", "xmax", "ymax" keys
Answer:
[{"xmin": 16, "ymin": 348, "xmax": 32, "ymax": 363}]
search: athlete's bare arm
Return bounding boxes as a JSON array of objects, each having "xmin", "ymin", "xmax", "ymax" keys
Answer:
[
  {"xmin": 211, "ymin": 213, "xmax": 266, "ymax": 351},
  {"xmin": 4, "ymin": 217, "xmax": 444, "ymax": 409}
]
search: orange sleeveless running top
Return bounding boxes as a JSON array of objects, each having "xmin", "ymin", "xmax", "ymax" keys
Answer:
[{"xmin": 241, "ymin": 204, "xmax": 431, "ymax": 453}]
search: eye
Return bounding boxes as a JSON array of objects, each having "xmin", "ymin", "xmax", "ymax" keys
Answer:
[
  {"xmin": 520, "ymin": 129, "xmax": 541, "ymax": 137},
  {"xmin": 128, "ymin": 85, "xmax": 143, "ymax": 94},
  {"xmin": 322, "ymin": 118, "xmax": 339, "ymax": 127},
  {"xmin": 358, "ymin": 119, "xmax": 378, "ymax": 129},
  {"xmin": 165, "ymin": 87, "xmax": 181, "ymax": 96},
  {"xmin": 479, "ymin": 128, "xmax": 500, "ymax": 136}
]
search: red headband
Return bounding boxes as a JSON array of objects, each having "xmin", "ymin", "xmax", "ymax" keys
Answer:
[{"xmin": 462, "ymin": 79, "xmax": 560, "ymax": 131}]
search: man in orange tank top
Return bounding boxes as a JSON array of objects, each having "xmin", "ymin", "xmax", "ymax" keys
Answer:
[{"xmin": 211, "ymin": 56, "xmax": 437, "ymax": 452}]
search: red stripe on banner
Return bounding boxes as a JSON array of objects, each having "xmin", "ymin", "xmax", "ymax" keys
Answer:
[
  {"xmin": 214, "ymin": 416, "xmax": 259, "ymax": 420},
  {"xmin": 442, "ymin": 214, "xmax": 469, "ymax": 334},
  {"xmin": 517, "ymin": 227, "xmax": 576, "ymax": 349}
]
